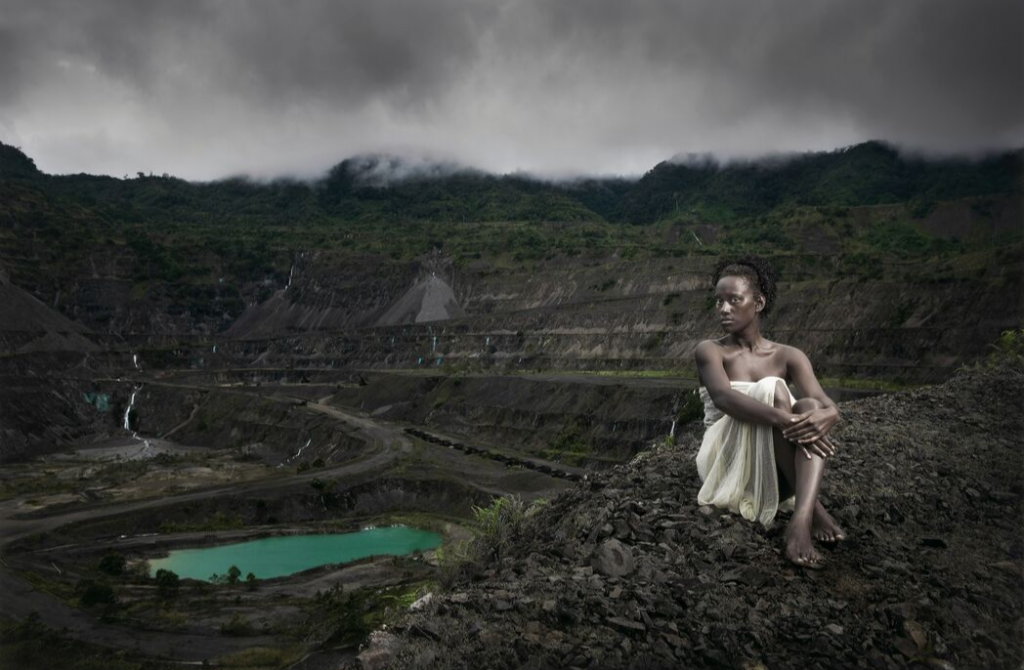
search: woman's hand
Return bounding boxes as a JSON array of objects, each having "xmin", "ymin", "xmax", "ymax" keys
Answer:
[
  {"xmin": 797, "ymin": 435, "xmax": 837, "ymax": 460},
  {"xmin": 782, "ymin": 407, "xmax": 839, "ymax": 445}
]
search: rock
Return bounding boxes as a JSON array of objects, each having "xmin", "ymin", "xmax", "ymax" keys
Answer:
[
  {"xmin": 591, "ymin": 538, "xmax": 635, "ymax": 577},
  {"xmin": 606, "ymin": 616, "xmax": 646, "ymax": 633},
  {"xmin": 410, "ymin": 622, "xmax": 441, "ymax": 641},
  {"xmin": 357, "ymin": 631, "xmax": 402, "ymax": 670},
  {"xmin": 409, "ymin": 592, "xmax": 434, "ymax": 611},
  {"xmin": 920, "ymin": 537, "xmax": 948, "ymax": 549},
  {"xmin": 893, "ymin": 637, "xmax": 918, "ymax": 658},
  {"xmin": 825, "ymin": 624, "xmax": 845, "ymax": 636}
]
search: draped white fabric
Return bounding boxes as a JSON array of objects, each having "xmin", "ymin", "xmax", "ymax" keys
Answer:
[{"xmin": 696, "ymin": 376, "xmax": 795, "ymax": 527}]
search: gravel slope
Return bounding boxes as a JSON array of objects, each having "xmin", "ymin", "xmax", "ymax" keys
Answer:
[{"xmin": 359, "ymin": 364, "xmax": 1023, "ymax": 670}]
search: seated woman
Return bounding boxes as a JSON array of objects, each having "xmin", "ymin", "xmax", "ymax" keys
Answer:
[{"xmin": 694, "ymin": 256, "xmax": 845, "ymax": 569}]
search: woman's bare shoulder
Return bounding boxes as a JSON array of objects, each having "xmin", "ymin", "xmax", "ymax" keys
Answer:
[
  {"xmin": 775, "ymin": 342, "xmax": 812, "ymax": 366},
  {"xmin": 695, "ymin": 338, "xmax": 728, "ymax": 356}
]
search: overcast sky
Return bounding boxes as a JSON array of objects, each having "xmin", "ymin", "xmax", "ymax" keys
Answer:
[{"xmin": 2, "ymin": 0, "xmax": 1022, "ymax": 181}]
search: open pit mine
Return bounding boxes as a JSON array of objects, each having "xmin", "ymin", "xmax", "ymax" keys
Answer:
[{"xmin": 0, "ymin": 142, "xmax": 1021, "ymax": 669}]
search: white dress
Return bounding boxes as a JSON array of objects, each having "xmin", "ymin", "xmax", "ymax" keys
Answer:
[{"xmin": 695, "ymin": 376, "xmax": 795, "ymax": 526}]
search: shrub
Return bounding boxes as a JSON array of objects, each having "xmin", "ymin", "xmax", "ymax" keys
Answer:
[
  {"xmin": 76, "ymin": 579, "xmax": 116, "ymax": 607},
  {"xmin": 97, "ymin": 552, "xmax": 126, "ymax": 576},
  {"xmin": 219, "ymin": 614, "xmax": 255, "ymax": 637},
  {"xmin": 675, "ymin": 389, "xmax": 703, "ymax": 426},
  {"xmin": 154, "ymin": 569, "xmax": 180, "ymax": 599},
  {"xmin": 986, "ymin": 329, "xmax": 1024, "ymax": 370}
]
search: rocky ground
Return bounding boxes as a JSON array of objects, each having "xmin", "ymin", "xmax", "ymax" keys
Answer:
[{"xmin": 356, "ymin": 364, "xmax": 1024, "ymax": 670}]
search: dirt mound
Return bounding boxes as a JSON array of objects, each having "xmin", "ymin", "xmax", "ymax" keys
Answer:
[
  {"xmin": 0, "ymin": 277, "xmax": 96, "ymax": 353},
  {"xmin": 374, "ymin": 274, "xmax": 465, "ymax": 326},
  {"xmin": 362, "ymin": 365, "xmax": 1024, "ymax": 670}
]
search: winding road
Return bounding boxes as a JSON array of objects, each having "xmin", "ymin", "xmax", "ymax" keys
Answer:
[{"xmin": 0, "ymin": 398, "xmax": 413, "ymax": 662}]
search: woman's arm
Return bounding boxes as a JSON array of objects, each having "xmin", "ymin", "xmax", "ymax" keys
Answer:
[
  {"xmin": 782, "ymin": 346, "xmax": 840, "ymax": 444},
  {"xmin": 695, "ymin": 340, "xmax": 793, "ymax": 429}
]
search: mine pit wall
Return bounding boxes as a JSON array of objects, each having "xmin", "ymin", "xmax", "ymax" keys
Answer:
[
  {"xmin": 330, "ymin": 373, "xmax": 684, "ymax": 464},
  {"xmin": 0, "ymin": 377, "xmax": 368, "ymax": 465},
  {"xmin": 0, "ymin": 374, "xmax": 112, "ymax": 461},
  {"xmin": 94, "ymin": 250, "xmax": 1020, "ymax": 384},
  {"xmin": 195, "ymin": 273, "xmax": 1020, "ymax": 384},
  {"xmin": 133, "ymin": 385, "xmax": 370, "ymax": 465}
]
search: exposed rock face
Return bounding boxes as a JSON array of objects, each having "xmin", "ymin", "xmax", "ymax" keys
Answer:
[
  {"xmin": 375, "ymin": 274, "xmax": 466, "ymax": 326},
  {"xmin": 0, "ymin": 274, "xmax": 96, "ymax": 354},
  {"xmin": 358, "ymin": 364, "xmax": 1024, "ymax": 670}
]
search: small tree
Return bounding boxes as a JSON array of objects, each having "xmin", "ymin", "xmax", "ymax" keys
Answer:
[
  {"xmin": 226, "ymin": 565, "xmax": 242, "ymax": 585},
  {"xmin": 155, "ymin": 568, "xmax": 180, "ymax": 599},
  {"xmin": 97, "ymin": 552, "xmax": 126, "ymax": 576},
  {"xmin": 245, "ymin": 572, "xmax": 258, "ymax": 591},
  {"xmin": 77, "ymin": 579, "xmax": 116, "ymax": 607}
]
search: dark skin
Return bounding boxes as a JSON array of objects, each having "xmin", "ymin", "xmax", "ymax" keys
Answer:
[{"xmin": 695, "ymin": 275, "xmax": 846, "ymax": 569}]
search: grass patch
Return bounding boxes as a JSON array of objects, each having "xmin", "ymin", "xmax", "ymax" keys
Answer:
[
  {"xmin": 215, "ymin": 645, "xmax": 302, "ymax": 668},
  {"xmin": 158, "ymin": 511, "xmax": 245, "ymax": 533}
]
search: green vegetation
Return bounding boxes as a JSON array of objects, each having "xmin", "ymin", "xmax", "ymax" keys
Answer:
[
  {"xmin": 158, "ymin": 511, "xmax": 245, "ymax": 533},
  {"xmin": 215, "ymin": 646, "xmax": 301, "ymax": 668},
  {"xmin": 674, "ymin": 389, "xmax": 703, "ymax": 427},
  {"xmin": 75, "ymin": 578, "xmax": 117, "ymax": 608},
  {"xmin": 436, "ymin": 495, "xmax": 547, "ymax": 588},
  {"xmin": 542, "ymin": 418, "xmax": 594, "ymax": 465},
  {"xmin": 154, "ymin": 569, "xmax": 180, "ymax": 599},
  {"xmin": 299, "ymin": 581, "xmax": 429, "ymax": 649},
  {"xmin": 97, "ymin": 552, "xmax": 127, "ymax": 576},
  {"xmin": 219, "ymin": 613, "xmax": 256, "ymax": 637},
  {"xmin": 982, "ymin": 329, "xmax": 1024, "ymax": 370},
  {"xmin": 226, "ymin": 565, "xmax": 242, "ymax": 585},
  {"xmin": 0, "ymin": 141, "xmax": 1019, "ymax": 339}
]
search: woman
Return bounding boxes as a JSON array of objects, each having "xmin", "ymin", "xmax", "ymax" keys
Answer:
[{"xmin": 694, "ymin": 256, "xmax": 845, "ymax": 569}]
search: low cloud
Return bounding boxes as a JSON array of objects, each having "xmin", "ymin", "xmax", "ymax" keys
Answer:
[{"xmin": 1, "ymin": 0, "xmax": 1021, "ymax": 180}]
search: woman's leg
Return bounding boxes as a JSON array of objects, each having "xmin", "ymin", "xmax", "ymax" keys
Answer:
[
  {"xmin": 786, "ymin": 395, "xmax": 846, "ymax": 543},
  {"xmin": 772, "ymin": 382, "xmax": 833, "ymax": 567}
]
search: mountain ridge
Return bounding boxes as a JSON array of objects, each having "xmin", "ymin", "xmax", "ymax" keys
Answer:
[{"xmin": 2, "ymin": 141, "xmax": 1020, "ymax": 226}]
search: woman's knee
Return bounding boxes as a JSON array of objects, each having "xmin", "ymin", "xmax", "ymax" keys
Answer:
[
  {"xmin": 773, "ymin": 380, "xmax": 792, "ymax": 410},
  {"xmin": 792, "ymin": 397, "xmax": 823, "ymax": 413}
]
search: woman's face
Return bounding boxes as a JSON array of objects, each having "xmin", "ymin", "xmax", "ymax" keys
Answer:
[{"xmin": 714, "ymin": 275, "xmax": 764, "ymax": 333}]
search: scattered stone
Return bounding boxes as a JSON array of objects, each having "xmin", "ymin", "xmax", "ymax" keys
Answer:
[
  {"xmin": 409, "ymin": 592, "xmax": 434, "ymax": 611},
  {"xmin": 591, "ymin": 538, "xmax": 635, "ymax": 577},
  {"xmin": 376, "ymin": 365, "xmax": 1024, "ymax": 670},
  {"xmin": 606, "ymin": 616, "xmax": 646, "ymax": 633}
]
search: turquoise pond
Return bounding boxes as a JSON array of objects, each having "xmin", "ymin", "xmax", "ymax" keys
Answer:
[{"xmin": 147, "ymin": 526, "xmax": 443, "ymax": 581}]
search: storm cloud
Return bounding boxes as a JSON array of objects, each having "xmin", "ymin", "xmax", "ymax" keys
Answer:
[{"xmin": 1, "ymin": 0, "xmax": 1021, "ymax": 180}]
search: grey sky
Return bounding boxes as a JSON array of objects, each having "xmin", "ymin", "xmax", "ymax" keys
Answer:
[{"xmin": 1, "ymin": 0, "xmax": 1021, "ymax": 180}]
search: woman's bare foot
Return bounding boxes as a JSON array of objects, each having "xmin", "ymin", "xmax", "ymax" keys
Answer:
[
  {"xmin": 811, "ymin": 501, "xmax": 846, "ymax": 544},
  {"xmin": 784, "ymin": 515, "xmax": 825, "ymax": 569}
]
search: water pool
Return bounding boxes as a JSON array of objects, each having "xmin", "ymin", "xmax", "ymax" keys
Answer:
[{"xmin": 148, "ymin": 526, "xmax": 442, "ymax": 581}]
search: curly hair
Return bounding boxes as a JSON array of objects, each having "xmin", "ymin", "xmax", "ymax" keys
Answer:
[{"xmin": 713, "ymin": 256, "xmax": 779, "ymax": 316}]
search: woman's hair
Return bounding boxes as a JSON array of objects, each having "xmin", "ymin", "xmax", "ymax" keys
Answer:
[{"xmin": 713, "ymin": 256, "xmax": 779, "ymax": 315}]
